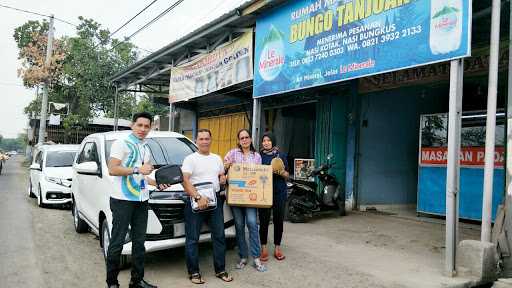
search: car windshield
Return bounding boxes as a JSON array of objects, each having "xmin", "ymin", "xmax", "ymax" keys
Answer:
[
  {"xmin": 106, "ymin": 137, "xmax": 197, "ymax": 167},
  {"xmin": 46, "ymin": 151, "xmax": 77, "ymax": 167}
]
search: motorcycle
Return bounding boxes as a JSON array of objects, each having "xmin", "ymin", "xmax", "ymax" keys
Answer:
[{"xmin": 286, "ymin": 154, "xmax": 345, "ymax": 223}]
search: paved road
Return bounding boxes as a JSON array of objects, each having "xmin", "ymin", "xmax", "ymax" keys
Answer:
[{"xmin": 0, "ymin": 156, "xmax": 399, "ymax": 288}]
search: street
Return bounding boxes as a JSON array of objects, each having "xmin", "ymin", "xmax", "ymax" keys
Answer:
[{"xmin": 0, "ymin": 156, "xmax": 485, "ymax": 288}]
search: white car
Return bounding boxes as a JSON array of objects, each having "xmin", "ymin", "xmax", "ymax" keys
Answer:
[
  {"xmin": 71, "ymin": 131, "xmax": 235, "ymax": 265},
  {"xmin": 28, "ymin": 144, "xmax": 80, "ymax": 207}
]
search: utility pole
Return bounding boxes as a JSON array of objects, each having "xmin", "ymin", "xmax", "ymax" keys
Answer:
[
  {"xmin": 37, "ymin": 15, "xmax": 54, "ymax": 145},
  {"xmin": 445, "ymin": 59, "xmax": 464, "ymax": 276},
  {"xmin": 482, "ymin": 0, "xmax": 501, "ymax": 243}
]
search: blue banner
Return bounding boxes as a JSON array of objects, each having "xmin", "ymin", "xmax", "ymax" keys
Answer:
[{"xmin": 253, "ymin": 0, "xmax": 471, "ymax": 97}]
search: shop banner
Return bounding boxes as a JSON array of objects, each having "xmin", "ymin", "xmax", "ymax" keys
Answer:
[
  {"xmin": 253, "ymin": 0, "xmax": 471, "ymax": 98},
  {"xmin": 419, "ymin": 147, "xmax": 504, "ymax": 168},
  {"xmin": 169, "ymin": 32, "xmax": 253, "ymax": 103}
]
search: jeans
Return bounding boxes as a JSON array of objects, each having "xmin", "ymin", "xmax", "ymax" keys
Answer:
[
  {"xmin": 106, "ymin": 198, "xmax": 148, "ymax": 286},
  {"xmin": 231, "ymin": 206, "xmax": 260, "ymax": 259},
  {"xmin": 184, "ymin": 197, "xmax": 226, "ymax": 275},
  {"xmin": 259, "ymin": 192, "xmax": 286, "ymax": 246}
]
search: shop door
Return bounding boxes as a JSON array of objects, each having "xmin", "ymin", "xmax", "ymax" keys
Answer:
[{"xmin": 198, "ymin": 113, "xmax": 250, "ymax": 158}]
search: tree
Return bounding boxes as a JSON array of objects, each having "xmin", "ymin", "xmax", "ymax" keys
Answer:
[
  {"xmin": 134, "ymin": 95, "xmax": 169, "ymax": 116},
  {"xmin": 14, "ymin": 17, "xmax": 139, "ymax": 128},
  {"xmin": 0, "ymin": 137, "xmax": 25, "ymax": 152},
  {"xmin": 14, "ymin": 20, "xmax": 66, "ymax": 88}
]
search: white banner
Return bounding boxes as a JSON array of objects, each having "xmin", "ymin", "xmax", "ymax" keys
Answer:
[{"xmin": 169, "ymin": 32, "xmax": 253, "ymax": 103}]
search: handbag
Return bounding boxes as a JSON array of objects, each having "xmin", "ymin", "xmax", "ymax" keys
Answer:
[
  {"xmin": 155, "ymin": 164, "xmax": 183, "ymax": 186},
  {"xmin": 191, "ymin": 182, "xmax": 217, "ymax": 213}
]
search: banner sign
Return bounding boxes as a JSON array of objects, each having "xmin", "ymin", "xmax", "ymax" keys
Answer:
[
  {"xmin": 420, "ymin": 147, "xmax": 504, "ymax": 168},
  {"xmin": 359, "ymin": 42, "xmax": 509, "ymax": 93},
  {"xmin": 253, "ymin": 0, "xmax": 471, "ymax": 98},
  {"xmin": 169, "ymin": 32, "xmax": 253, "ymax": 103}
]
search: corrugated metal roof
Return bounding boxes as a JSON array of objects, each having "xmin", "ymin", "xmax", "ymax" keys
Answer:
[{"xmin": 110, "ymin": 0, "xmax": 286, "ymax": 91}]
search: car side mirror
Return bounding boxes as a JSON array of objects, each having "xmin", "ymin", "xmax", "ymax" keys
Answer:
[
  {"xmin": 30, "ymin": 163, "xmax": 41, "ymax": 171},
  {"xmin": 75, "ymin": 161, "xmax": 100, "ymax": 176}
]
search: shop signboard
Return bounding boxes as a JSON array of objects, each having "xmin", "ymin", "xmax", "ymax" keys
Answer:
[
  {"xmin": 253, "ymin": 0, "xmax": 472, "ymax": 97},
  {"xmin": 417, "ymin": 113, "xmax": 505, "ymax": 221},
  {"xmin": 169, "ymin": 32, "xmax": 253, "ymax": 103}
]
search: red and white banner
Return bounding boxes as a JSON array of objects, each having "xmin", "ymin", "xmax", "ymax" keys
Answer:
[{"xmin": 420, "ymin": 147, "xmax": 504, "ymax": 168}]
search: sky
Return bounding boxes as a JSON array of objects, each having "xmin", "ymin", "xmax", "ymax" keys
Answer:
[{"xmin": 0, "ymin": 0, "xmax": 249, "ymax": 138}]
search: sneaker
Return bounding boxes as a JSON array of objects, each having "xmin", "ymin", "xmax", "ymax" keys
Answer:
[
  {"xmin": 236, "ymin": 258, "xmax": 247, "ymax": 269},
  {"xmin": 253, "ymin": 258, "xmax": 267, "ymax": 272}
]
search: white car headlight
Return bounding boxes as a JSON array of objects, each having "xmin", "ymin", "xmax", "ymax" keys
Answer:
[{"xmin": 45, "ymin": 176, "xmax": 63, "ymax": 186}]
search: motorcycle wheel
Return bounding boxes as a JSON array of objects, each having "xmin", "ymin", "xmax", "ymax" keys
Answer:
[{"xmin": 286, "ymin": 194, "xmax": 308, "ymax": 223}]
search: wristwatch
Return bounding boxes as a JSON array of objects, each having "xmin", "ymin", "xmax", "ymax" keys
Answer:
[
  {"xmin": 194, "ymin": 194, "xmax": 202, "ymax": 202},
  {"xmin": 133, "ymin": 167, "xmax": 140, "ymax": 174}
]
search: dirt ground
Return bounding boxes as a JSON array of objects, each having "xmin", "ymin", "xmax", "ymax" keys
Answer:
[{"xmin": 1, "ymin": 156, "xmax": 482, "ymax": 288}]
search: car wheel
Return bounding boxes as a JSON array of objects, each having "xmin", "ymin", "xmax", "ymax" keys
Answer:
[
  {"xmin": 28, "ymin": 180, "xmax": 36, "ymax": 198},
  {"xmin": 38, "ymin": 185, "xmax": 47, "ymax": 208},
  {"xmin": 72, "ymin": 200, "xmax": 88, "ymax": 233},
  {"xmin": 101, "ymin": 218, "xmax": 131, "ymax": 269}
]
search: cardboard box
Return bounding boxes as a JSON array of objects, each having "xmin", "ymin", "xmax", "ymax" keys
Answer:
[{"xmin": 227, "ymin": 163, "xmax": 273, "ymax": 208}]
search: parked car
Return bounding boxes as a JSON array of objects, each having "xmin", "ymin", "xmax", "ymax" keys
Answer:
[
  {"xmin": 28, "ymin": 144, "xmax": 80, "ymax": 207},
  {"xmin": 71, "ymin": 131, "xmax": 236, "ymax": 265}
]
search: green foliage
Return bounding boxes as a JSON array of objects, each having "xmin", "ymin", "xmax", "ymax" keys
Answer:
[
  {"xmin": 13, "ymin": 20, "xmax": 49, "ymax": 50},
  {"xmin": 15, "ymin": 17, "xmax": 139, "ymax": 131},
  {"xmin": 135, "ymin": 95, "xmax": 169, "ymax": 116},
  {"xmin": 0, "ymin": 136, "xmax": 25, "ymax": 152}
]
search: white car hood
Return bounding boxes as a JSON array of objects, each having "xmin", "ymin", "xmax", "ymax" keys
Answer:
[{"xmin": 44, "ymin": 167, "xmax": 74, "ymax": 180}]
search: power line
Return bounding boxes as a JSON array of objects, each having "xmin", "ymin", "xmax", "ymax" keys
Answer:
[
  {"xmin": 0, "ymin": 3, "xmax": 77, "ymax": 27},
  {"xmin": 109, "ymin": 0, "xmax": 159, "ymax": 38},
  {"xmin": 112, "ymin": 0, "xmax": 185, "ymax": 50},
  {"xmin": 0, "ymin": 3, "xmax": 153, "ymax": 54}
]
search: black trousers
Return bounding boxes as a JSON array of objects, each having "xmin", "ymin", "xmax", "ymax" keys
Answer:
[
  {"xmin": 258, "ymin": 194, "xmax": 286, "ymax": 246},
  {"xmin": 106, "ymin": 198, "xmax": 148, "ymax": 286}
]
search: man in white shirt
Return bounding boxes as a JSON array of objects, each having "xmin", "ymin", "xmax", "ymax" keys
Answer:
[
  {"xmin": 107, "ymin": 112, "xmax": 157, "ymax": 288},
  {"xmin": 181, "ymin": 129, "xmax": 233, "ymax": 284}
]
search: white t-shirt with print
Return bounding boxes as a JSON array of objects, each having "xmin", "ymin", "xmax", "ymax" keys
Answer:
[
  {"xmin": 181, "ymin": 152, "xmax": 224, "ymax": 192},
  {"xmin": 109, "ymin": 133, "xmax": 152, "ymax": 202}
]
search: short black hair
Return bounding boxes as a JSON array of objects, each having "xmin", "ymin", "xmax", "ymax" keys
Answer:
[
  {"xmin": 196, "ymin": 128, "xmax": 212, "ymax": 138},
  {"xmin": 132, "ymin": 112, "xmax": 153, "ymax": 124}
]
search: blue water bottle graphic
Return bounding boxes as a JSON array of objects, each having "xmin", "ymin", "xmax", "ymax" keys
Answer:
[{"xmin": 140, "ymin": 177, "xmax": 146, "ymax": 190}]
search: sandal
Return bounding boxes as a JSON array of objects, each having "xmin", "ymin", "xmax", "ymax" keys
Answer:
[
  {"xmin": 260, "ymin": 247, "xmax": 269, "ymax": 262},
  {"xmin": 215, "ymin": 271, "xmax": 233, "ymax": 282},
  {"xmin": 274, "ymin": 249, "xmax": 286, "ymax": 261},
  {"xmin": 235, "ymin": 258, "xmax": 247, "ymax": 269},
  {"xmin": 189, "ymin": 273, "xmax": 205, "ymax": 284}
]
